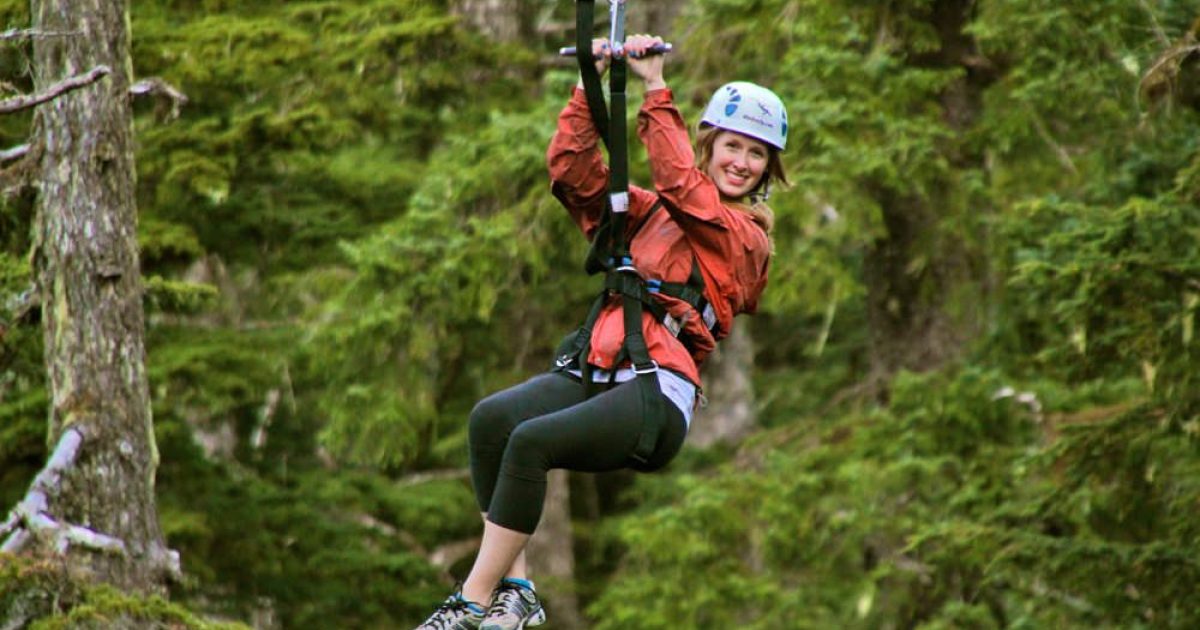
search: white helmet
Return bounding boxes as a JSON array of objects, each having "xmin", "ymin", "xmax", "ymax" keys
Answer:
[{"xmin": 700, "ymin": 82, "xmax": 788, "ymax": 151}]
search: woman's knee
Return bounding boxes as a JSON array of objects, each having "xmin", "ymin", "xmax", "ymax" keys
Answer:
[
  {"xmin": 468, "ymin": 392, "xmax": 517, "ymax": 448},
  {"xmin": 503, "ymin": 422, "xmax": 554, "ymax": 472}
]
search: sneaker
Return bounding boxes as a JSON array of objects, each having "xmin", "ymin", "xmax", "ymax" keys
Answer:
[
  {"xmin": 416, "ymin": 591, "xmax": 486, "ymax": 630},
  {"xmin": 480, "ymin": 578, "xmax": 546, "ymax": 630}
]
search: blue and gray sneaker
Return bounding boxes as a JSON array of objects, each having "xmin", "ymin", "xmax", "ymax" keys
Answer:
[
  {"xmin": 415, "ymin": 591, "xmax": 485, "ymax": 630},
  {"xmin": 481, "ymin": 578, "xmax": 546, "ymax": 630}
]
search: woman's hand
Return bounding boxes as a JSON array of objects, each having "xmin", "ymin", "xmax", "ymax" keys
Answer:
[
  {"xmin": 576, "ymin": 38, "xmax": 612, "ymax": 89},
  {"xmin": 625, "ymin": 34, "xmax": 667, "ymax": 91}
]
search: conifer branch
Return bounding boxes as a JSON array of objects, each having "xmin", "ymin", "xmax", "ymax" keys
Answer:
[
  {"xmin": 0, "ymin": 65, "xmax": 110, "ymax": 115},
  {"xmin": 1136, "ymin": 0, "xmax": 1172, "ymax": 47}
]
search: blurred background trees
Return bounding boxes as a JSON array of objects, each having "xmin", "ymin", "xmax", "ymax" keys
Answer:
[{"xmin": 1, "ymin": 0, "xmax": 1197, "ymax": 627}]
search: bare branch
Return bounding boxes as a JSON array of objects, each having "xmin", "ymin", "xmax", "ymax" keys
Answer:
[
  {"xmin": 1, "ymin": 428, "xmax": 84, "ymax": 552},
  {"xmin": 430, "ymin": 536, "xmax": 482, "ymax": 570},
  {"xmin": 396, "ymin": 468, "xmax": 470, "ymax": 487},
  {"xmin": 1, "ymin": 283, "xmax": 39, "ymax": 342},
  {"xmin": 130, "ymin": 77, "xmax": 188, "ymax": 120},
  {"xmin": 0, "ymin": 28, "xmax": 77, "ymax": 43},
  {"xmin": 1030, "ymin": 112, "xmax": 1079, "ymax": 176},
  {"xmin": 0, "ymin": 65, "xmax": 110, "ymax": 115},
  {"xmin": 0, "ymin": 513, "xmax": 18, "ymax": 539},
  {"xmin": 0, "ymin": 141, "xmax": 38, "ymax": 198},
  {"xmin": 0, "ymin": 144, "xmax": 28, "ymax": 162}
]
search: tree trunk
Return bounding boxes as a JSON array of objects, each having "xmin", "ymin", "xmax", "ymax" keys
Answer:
[
  {"xmin": 526, "ymin": 470, "xmax": 586, "ymax": 629},
  {"xmin": 690, "ymin": 318, "xmax": 757, "ymax": 448},
  {"xmin": 29, "ymin": 0, "xmax": 167, "ymax": 593},
  {"xmin": 454, "ymin": 0, "xmax": 541, "ymax": 42},
  {"xmin": 863, "ymin": 0, "xmax": 992, "ymax": 398}
]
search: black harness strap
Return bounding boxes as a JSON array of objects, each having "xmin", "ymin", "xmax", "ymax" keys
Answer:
[
  {"xmin": 566, "ymin": 1, "xmax": 692, "ymax": 467},
  {"xmin": 574, "ymin": 1, "xmax": 609, "ymax": 149}
]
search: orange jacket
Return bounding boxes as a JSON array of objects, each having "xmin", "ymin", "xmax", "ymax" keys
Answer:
[{"xmin": 547, "ymin": 87, "xmax": 771, "ymax": 387}]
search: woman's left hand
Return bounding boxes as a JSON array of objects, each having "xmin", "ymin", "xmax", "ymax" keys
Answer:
[{"xmin": 624, "ymin": 34, "xmax": 667, "ymax": 91}]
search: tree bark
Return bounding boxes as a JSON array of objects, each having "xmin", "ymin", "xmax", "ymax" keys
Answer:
[
  {"xmin": 526, "ymin": 470, "xmax": 586, "ymax": 629},
  {"xmin": 690, "ymin": 318, "xmax": 757, "ymax": 448},
  {"xmin": 28, "ymin": 0, "xmax": 167, "ymax": 593}
]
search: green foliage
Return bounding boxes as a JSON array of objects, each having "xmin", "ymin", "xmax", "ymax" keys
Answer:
[
  {"xmin": 593, "ymin": 368, "xmax": 1200, "ymax": 629},
  {"xmin": 0, "ymin": 555, "xmax": 249, "ymax": 629},
  {"xmin": 2, "ymin": 0, "xmax": 1198, "ymax": 627},
  {"xmin": 303, "ymin": 80, "xmax": 582, "ymax": 467},
  {"xmin": 1003, "ymin": 197, "xmax": 1199, "ymax": 386}
]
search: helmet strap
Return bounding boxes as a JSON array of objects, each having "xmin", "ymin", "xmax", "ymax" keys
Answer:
[{"xmin": 749, "ymin": 178, "xmax": 771, "ymax": 204}]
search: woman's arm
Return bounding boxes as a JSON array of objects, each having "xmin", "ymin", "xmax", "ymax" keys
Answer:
[
  {"xmin": 625, "ymin": 34, "xmax": 729, "ymax": 227},
  {"xmin": 551, "ymin": 38, "xmax": 662, "ymax": 241},
  {"xmin": 547, "ymin": 88, "xmax": 611, "ymax": 239}
]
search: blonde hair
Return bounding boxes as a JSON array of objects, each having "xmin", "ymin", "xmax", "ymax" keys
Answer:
[{"xmin": 694, "ymin": 125, "xmax": 788, "ymax": 235}]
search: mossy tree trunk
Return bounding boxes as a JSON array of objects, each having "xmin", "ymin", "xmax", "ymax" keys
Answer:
[{"xmin": 29, "ymin": 0, "xmax": 167, "ymax": 593}]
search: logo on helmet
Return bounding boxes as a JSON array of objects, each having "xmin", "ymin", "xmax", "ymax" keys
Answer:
[{"xmin": 724, "ymin": 87, "xmax": 742, "ymax": 116}]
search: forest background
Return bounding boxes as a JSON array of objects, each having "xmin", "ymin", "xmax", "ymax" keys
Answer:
[{"xmin": 1, "ymin": 0, "xmax": 1198, "ymax": 628}]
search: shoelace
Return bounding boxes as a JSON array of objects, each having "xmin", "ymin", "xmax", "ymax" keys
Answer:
[
  {"xmin": 423, "ymin": 597, "xmax": 474, "ymax": 630},
  {"xmin": 486, "ymin": 583, "xmax": 527, "ymax": 618}
]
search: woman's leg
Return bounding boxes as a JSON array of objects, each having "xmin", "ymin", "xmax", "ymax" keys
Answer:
[
  {"xmin": 478, "ymin": 511, "xmax": 529, "ymax": 580},
  {"xmin": 463, "ymin": 378, "xmax": 687, "ymax": 603},
  {"xmin": 461, "ymin": 520, "xmax": 533, "ymax": 605},
  {"xmin": 464, "ymin": 371, "xmax": 583, "ymax": 602},
  {"xmin": 468, "ymin": 372, "xmax": 584, "ymax": 516}
]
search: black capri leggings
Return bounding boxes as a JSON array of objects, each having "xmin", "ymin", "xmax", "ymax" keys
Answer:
[{"xmin": 468, "ymin": 371, "xmax": 687, "ymax": 534}]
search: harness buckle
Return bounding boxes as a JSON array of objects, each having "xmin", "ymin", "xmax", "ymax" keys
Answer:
[
  {"xmin": 555, "ymin": 354, "xmax": 574, "ymax": 368},
  {"xmin": 633, "ymin": 360, "xmax": 659, "ymax": 375}
]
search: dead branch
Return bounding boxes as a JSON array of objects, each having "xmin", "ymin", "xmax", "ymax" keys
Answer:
[
  {"xmin": 1, "ymin": 283, "xmax": 38, "ymax": 337},
  {"xmin": 0, "ymin": 65, "xmax": 110, "ymax": 115},
  {"xmin": 396, "ymin": 468, "xmax": 470, "ymax": 488},
  {"xmin": 0, "ymin": 28, "xmax": 77, "ymax": 43},
  {"xmin": 1, "ymin": 425, "xmax": 183, "ymax": 580},
  {"xmin": 130, "ymin": 77, "xmax": 188, "ymax": 120},
  {"xmin": 1, "ymin": 428, "xmax": 133, "ymax": 560},
  {"xmin": 430, "ymin": 536, "xmax": 481, "ymax": 570},
  {"xmin": 0, "ymin": 143, "xmax": 28, "ymax": 162},
  {"xmin": 2, "ymin": 428, "xmax": 87, "ymax": 552},
  {"xmin": 0, "ymin": 135, "xmax": 38, "ymax": 198}
]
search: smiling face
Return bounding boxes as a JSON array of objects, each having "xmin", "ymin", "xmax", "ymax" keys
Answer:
[{"xmin": 704, "ymin": 129, "xmax": 770, "ymax": 201}]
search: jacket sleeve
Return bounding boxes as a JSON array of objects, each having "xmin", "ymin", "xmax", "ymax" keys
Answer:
[
  {"xmin": 547, "ymin": 88, "xmax": 610, "ymax": 241},
  {"xmin": 548, "ymin": 88, "xmax": 663, "ymax": 242},
  {"xmin": 637, "ymin": 88, "xmax": 773, "ymax": 324},
  {"xmin": 636, "ymin": 88, "xmax": 730, "ymax": 228}
]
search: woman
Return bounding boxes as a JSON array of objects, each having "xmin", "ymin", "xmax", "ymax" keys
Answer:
[{"xmin": 416, "ymin": 34, "xmax": 788, "ymax": 630}]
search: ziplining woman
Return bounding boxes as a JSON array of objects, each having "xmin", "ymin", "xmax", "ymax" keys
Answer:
[{"xmin": 416, "ymin": 32, "xmax": 789, "ymax": 630}]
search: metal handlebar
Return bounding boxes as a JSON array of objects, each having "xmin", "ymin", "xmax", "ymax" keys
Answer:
[{"xmin": 558, "ymin": 43, "xmax": 673, "ymax": 59}]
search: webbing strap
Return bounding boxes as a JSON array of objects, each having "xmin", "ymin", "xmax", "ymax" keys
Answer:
[
  {"xmin": 574, "ymin": 1, "xmax": 609, "ymax": 149},
  {"xmin": 571, "ymin": 0, "xmax": 662, "ymax": 466}
]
